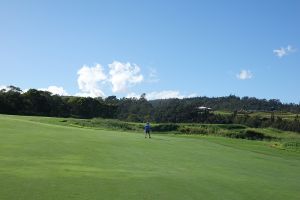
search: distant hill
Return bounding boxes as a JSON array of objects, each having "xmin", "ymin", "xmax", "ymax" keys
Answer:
[{"xmin": 150, "ymin": 95, "xmax": 300, "ymax": 113}]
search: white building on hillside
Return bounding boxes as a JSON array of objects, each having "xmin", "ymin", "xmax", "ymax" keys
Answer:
[{"xmin": 197, "ymin": 106, "xmax": 212, "ymax": 111}]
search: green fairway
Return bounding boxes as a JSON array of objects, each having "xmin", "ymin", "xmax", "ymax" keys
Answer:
[{"xmin": 0, "ymin": 115, "xmax": 299, "ymax": 200}]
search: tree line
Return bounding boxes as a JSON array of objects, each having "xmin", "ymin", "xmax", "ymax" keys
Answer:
[
  {"xmin": 151, "ymin": 95, "xmax": 300, "ymax": 113},
  {"xmin": 1, "ymin": 86, "xmax": 300, "ymax": 133},
  {"xmin": 0, "ymin": 86, "xmax": 116, "ymax": 118}
]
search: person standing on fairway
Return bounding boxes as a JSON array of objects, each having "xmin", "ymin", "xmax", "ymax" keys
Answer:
[{"xmin": 144, "ymin": 122, "xmax": 151, "ymax": 138}]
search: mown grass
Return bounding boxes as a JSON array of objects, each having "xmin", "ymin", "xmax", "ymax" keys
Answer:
[
  {"xmin": 4, "ymin": 114, "xmax": 299, "ymax": 151},
  {"xmin": 0, "ymin": 114, "xmax": 300, "ymax": 200}
]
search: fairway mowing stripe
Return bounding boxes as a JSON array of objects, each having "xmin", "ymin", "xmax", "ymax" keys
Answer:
[
  {"xmin": 0, "ymin": 116, "xmax": 119, "ymax": 135},
  {"xmin": 0, "ymin": 115, "xmax": 176, "ymax": 141},
  {"xmin": 0, "ymin": 116, "xmax": 145, "ymax": 136},
  {"xmin": 1, "ymin": 116, "xmax": 77, "ymax": 129}
]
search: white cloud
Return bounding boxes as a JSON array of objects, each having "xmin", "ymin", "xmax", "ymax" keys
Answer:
[
  {"xmin": 147, "ymin": 90, "xmax": 185, "ymax": 99},
  {"xmin": 74, "ymin": 92, "xmax": 96, "ymax": 97},
  {"xmin": 236, "ymin": 70, "xmax": 253, "ymax": 80},
  {"xmin": 77, "ymin": 64, "xmax": 107, "ymax": 97},
  {"xmin": 39, "ymin": 86, "xmax": 69, "ymax": 96},
  {"xmin": 187, "ymin": 93, "xmax": 198, "ymax": 98},
  {"xmin": 127, "ymin": 91, "xmax": 197, "ymax": 100},
  {"xmin": 0, "ymin": 85, "xmax": 8, "ymax": 91},
  {"xmin": 108, "ymin": 61, "xmax": 143, "ymax": 93},
  {"xmin": 273, "ymin": 45, "xmax": 296, "ymax": 58}
]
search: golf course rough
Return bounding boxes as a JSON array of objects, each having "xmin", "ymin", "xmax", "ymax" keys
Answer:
[{"xmin": 0, "ymin": 115, "xmax": 299, "ymax": 200}]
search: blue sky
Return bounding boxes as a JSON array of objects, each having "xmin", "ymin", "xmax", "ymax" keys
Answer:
[{"xmin": 0, "ymin": 0, "xmax": 299, "ymax": 103}]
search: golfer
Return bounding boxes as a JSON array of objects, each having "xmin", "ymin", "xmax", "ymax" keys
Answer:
[{"xmin": 144, "ymin": 122, "xmax": 151, "ymax": 138}]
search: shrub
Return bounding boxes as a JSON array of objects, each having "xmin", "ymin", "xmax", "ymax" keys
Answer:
[
  {"xmin": 282, "ymin": 141, "xmax": 300, "ymax": 151},
  {"xmin": 216, "ymin": 124, "xmax": 247, "ymax": 130},
  {"xmin": 231, "ymin": 129, "xmax": 274, "ymax": 140},
  {"xmin": 178, "ymin": 126, "xmax": 209, "ymax": 135},
  {"xmin": 152, "ymin": 124, "xmax": 179, "ymax": 132}
]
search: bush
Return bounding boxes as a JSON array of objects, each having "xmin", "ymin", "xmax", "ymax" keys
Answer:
[
  {"xmin": 282, "ymin": 141, "xmax": 300, "ymax": 151},
  {"xmin": 178, "ymin": 126, "xmax": 210, "ymax": 135},
  {"xmin": 216, "ymin": 124, "xmax": 247, "ymax": 130},
  {"xmin": 230, "ymin": 129, "xmax": 274, "ymax": 140},
  {"xmin": 152, "ymin": 124, "xmax": 179, "ymax": 132}
]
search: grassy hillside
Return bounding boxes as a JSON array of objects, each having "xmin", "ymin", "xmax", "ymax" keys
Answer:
[
  {"xmin": 9, "ymin": 114, "xmax": 300, "ymax": 150},
  {"xmin": 213, "ymin": 110, "xmax": 299, "ymax": 121},
  {"xmin": 0, "ymin": 114, "xmax": 299, "ymax": 200}
]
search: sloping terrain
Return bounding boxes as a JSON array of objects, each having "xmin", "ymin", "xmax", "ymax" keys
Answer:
[{"xmin": 0, "ymin": 115, "xmax": 299, "ymax": 200}]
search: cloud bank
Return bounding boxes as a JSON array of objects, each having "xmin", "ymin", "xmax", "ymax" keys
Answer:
[
  {"xmin": 2, "ymin": 61, "xmax": 198, "ymax": 100},
  {"xmin": 147, "ymin": 90, "xmax": 185, "ymax": 99},
  {"xmin": 39, "ymin": 86, "xmax": 69, "ymax": 96},
  {"xmin": 127, "ymin": 90, "xmax": 197, "ymax": 100}
]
